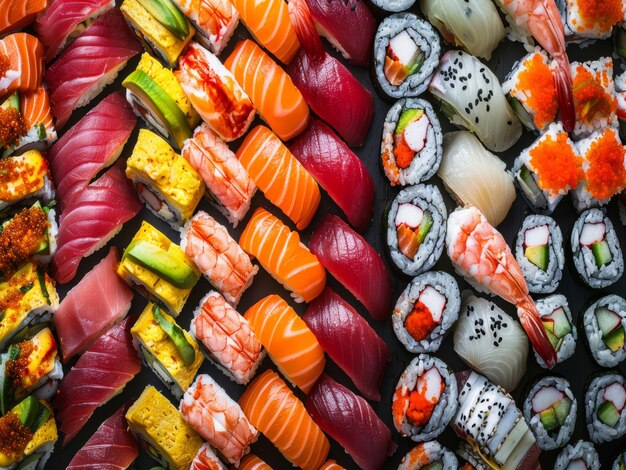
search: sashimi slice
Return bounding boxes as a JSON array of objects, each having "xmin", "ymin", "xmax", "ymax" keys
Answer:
[
  {"xmin": 44, "ymin": 8, "xmax": 141, "ymax": 129},
  {"xmin": 310, "ymin": 215, "xmax": 391, "ymax": 321},
  {"xmin": 305, "ymin": 374, "xmax": 394, "ymax": 470},
  {"xmin": 289, "ymin": 118, "xmax": 374, "ymax": 230},
  {"xmin": 53, "ymin": 247, "xmax": 134, "ymax": 361},
  {"xmin": 19, "ymin": 87, "xmax": 57, "ymax": 147},
  {"xmin": 0, "ymin": 33, "xmax": 44, "ymax": 97},
  {"xmin": 54, "ymin": 317, "xmax": 141, "ymax": 445},
  {"xmin": 0, "ymin": 0, "xmax": 48, "ymax": 35},
  {"xmin": 303, "ymin": 288, "xmax": 389, "ymax": 400},
  {"xmin": 48, "ymin": 92, "xmax": 137, "ymax": 210},
  {"xmin": 52, "ymin": 165, "xmax": 142, "ymax": 284},
  {"xmin": 66, "ymin": 405, "xmax": 138, "ymax": 470}
]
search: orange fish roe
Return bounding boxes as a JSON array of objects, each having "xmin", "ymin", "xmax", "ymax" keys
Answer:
[
  {"xmin": 529, "ymin": 132, "xmax": 584, "ymax": 193},
  {"xmin": 404, "ymin": 301, "xmax": 436, "ymax": 341},
  {"xmin": 584, "ymin": 129, "xmax": 626, "ymax": 201},
  {"xmin": 575, "ymin": 0, "xmax": 623, "ymax": 33},
  {"xmin": 0, "ymin": 206, "xmax": 48, "ymax": 280},
  {"xmin": 6, "ymin": 341, "xmax": 35, "ymax": 389},
  {"xmin": 406, "ymin": 374, "xmax": 445, "ymax": 428},
  {"xmin": 573, "ymin": 65, "xmax": 617, "ymax": 122},
  {"xmin": 0, "ymin": 411, "xmax": 32, "ymax": 457},
  {"xmin": 0, "ymin": 106, "xmax": 26, "ymax": 151},
  {"xmin": 394, "ymin": 136, "xmax": 415, "ymax": 169},
  {"xmin": 517, "ymin": 53, "xmax": 558, "ymax": 129},
  {"xmin": 0, "ymin": 52, "xmax": 9, "ymax": 78}
]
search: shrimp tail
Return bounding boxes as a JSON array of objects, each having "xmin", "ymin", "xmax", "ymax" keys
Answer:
[
  {"xmin": 517, "ymin": 299, "xmax": 557, "ymax": 368},
  {"xmin": 553, "ymin": 58, "xmax": 576, "ymax": 132},
  {"xmin": 288, "ymin": 0, "xmax": 325, "ymax": 61}
]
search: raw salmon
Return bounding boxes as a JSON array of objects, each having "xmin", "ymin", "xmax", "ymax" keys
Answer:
[
  {"xmin": 19, "ymin": 87, "xmax": 57, "ymax": 147},
  {"xmin": 239, "ymin": 207, "xmax": 326, "ymax": 303},
  {"xmin": 239, "ymin": 370, "xmax": 330, "ymax": 470},
  {"xmin": 244, "ymin": 294, "xmax": 325, "ymax": 393},
  {"xmin": 239, "ymin": 455, "xmax": 271, "ymax": 470},
  {"xmin": 0, "ymin": 33, "xmax": 44, "ymax": 98},
  {"xmin": 225, "ymin": 40, "xmax": 309, "ymax": 141},
  {"xmin": 0, "ymin": 0, "xmax": 48, "ymax": 35},
  {"xmin": 236, "ymin": 125, "xmax": 320, "ymax": 229}
]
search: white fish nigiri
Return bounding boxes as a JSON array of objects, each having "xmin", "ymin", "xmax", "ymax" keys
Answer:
[{"xmin": 454, "ymin": 293, "xmax": 529, "ymax": 391}]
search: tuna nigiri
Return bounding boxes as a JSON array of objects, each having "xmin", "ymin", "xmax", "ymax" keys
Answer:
[
  {"xmin": 54, "ymin": 318, "xmax": 141, "ymax": 445},
  {"xmin": 225, "ymin": 40, "xmax": 309, "ymax": 141},
  {"xmin": 239, "ymin": 370, "xmax": 330, "ymax": 470},
  {"xmin": 306, "ymin": 375, "xmax": 394, "ymax": 470},
  {"xmin": 53, "ymin": 247, "xmax": 134, "ymax": 361},
  {"xmin": 237, "ymin": 126, "xmax": 320, "ymax": 230},
  {"xmin": 0, "ymin": 0, "xmax": 48, "ymax": 35},
  {"xmin": 239, "ymin": 208, "xmax": 326, "ymax": 303},
  {"xmin": 289, "ymin": 118, "xmax": 374, "ymax": 230},
  {"xmin": 0, "ymin": 33, "xmax": 44, "ymax": 98},
  {"xmin": 310, "ymin": 215, "xmax": 392, "ymax": 321},
  {"xmin": 244, "ymin": 295, "xmax": 325, "ymax": 393},
  {"xmin": 44, "ymin": 8, "xmax": 141, "ymax": 129},
  {"xmin": 67, "ymin": 406, "xmax": 139, "ymax": 470}
]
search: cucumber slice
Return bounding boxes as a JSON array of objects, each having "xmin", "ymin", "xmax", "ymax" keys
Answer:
[
  {"xmin": 598, "ymin": 400, "xmax": 621, "ymax": 427},
  {"xmin": 539, "ymin": 407, "xmax": 559, "ymax": 431},
  {"xmin": 396, "ymin": 108, "xmax": 423, "ymax": 135},
  {"xmin": 507, "ymin": 95, "xmax": 535, "ymax": 130},
  {"xmin": 592, "ymin": 240, "xmax": 612, "ymax": 267},
  {"xmin": 553, "ymin": 397, "xmax": 572, "ymax": 426},
  {"xmin": 596, "ymin": 306, "xmax": 622, "ymax": 337},
  {"xmin": 416, "ymin": 211, "xmax": 433, "ymax": 244},
  {"xmin": 604, "ymin": 326, "xmax": 625, "ymax": 353},
  {"xmin": 545, "ymin": 307, "xmax": 571, "ymax": 338}
]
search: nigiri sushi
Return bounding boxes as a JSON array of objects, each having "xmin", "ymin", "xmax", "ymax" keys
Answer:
[
  {"xmin": 0, "ymin": 150, "xmax": 54, "ymax": 211},
  {"xmin": 236, "ymin": 126, "xmax": 320, "ymax": 230},
  {"xmin": 289, "ymin": 119, "xmax": 374, "ymax": 230},
  {"xmin": 239, "ymin": 370, "xmax": 330, "ymax": 470},
  {"xmin": 7, "ymin": 87, "xmax": 57, "ymax": 157},
  {"xmin": 239, "ymin": 208, "xmax": 326, "ymax": 303},
  {"xmin": 239, "ymin": 454, "xmax": 271, "ymax": 470},
  {"xmin": 225, "ymin": 40, "xmax": 309, "ymax": 141},
  {"xmin": 44, "ymin": 8, "xmax": 141, "ymax": 129},
  {"xmin": 53, "ymin": 317, "xmax": 141, "ymax": 445},
  {"xmin": 0, "ymin": 33, "xmax": 44, "ymax": 98},
  {"xmin": 319, "ymin": 461, "xmax": 346, "ymax": 470},
  {"xmin": 310, "ymin": 215, "xmax": 391, "ymax": 321},
  {"xmin": 53, "ymin": 247, "xmax": 134, "ymax": 361},
  {"xmin": 0, "ymin": 0, "xmax": 48, "ymax": 35}
]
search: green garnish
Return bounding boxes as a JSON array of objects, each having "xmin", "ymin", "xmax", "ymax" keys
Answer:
[
  {"xmin": 36, "ymin": 124, "xmax": 46, "ymax": 141},
  {"xmin": 37, "ymin": 267, "xmax": 50, "ymax": 305},
  {"xmin": 19, "ymin": 282, "xmax": 34, "ymax": 294},
  {"xmin": 152, "ymin": 305, "xmax": 195, "ymax": 365}
]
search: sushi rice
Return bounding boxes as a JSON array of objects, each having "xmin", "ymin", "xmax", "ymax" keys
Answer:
[
  {"xmin": 613, "ymin": 451, "xmax": 626, "ymax": 470},
  {"xmin": 585, "ymin": 372, "xmax": 626, "ymax": 444},
  {"xmin": 456, "ymin": 442, "xmax": 489, "ymax": 470},
  {"xmin": 534, "ymin": 295, "xmax": 577, "ymax": 368},
  {"xmin": 553, "ymin": 440, "xmax": 600, "ymax": 470},
  {"xmin": 397, "ymin": 441, "xmax": 458, "ymax": 470},
  {"xmin": 583, "ymin": 294, "xmax": 626, "ymax": 368}
]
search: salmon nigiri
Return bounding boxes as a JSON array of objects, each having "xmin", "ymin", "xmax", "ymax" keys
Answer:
[
  {"xmin": 239, "ymin": 208, "xmax": 326, "ymax": 303},
  {"xmin": 237, "ymin": 125, "xmax": 320, "ymax": 229},
  {"xmin": 0, "ymin": 33, "xmax": 44, "ymax": 97},
  {"xmin": 225, "ymin": 40, "xmax": 309, "ymax": 141},
  {"xmin": 0, "ymin": 0, "xmax": 48, "ymax": 35},
  {"xmin": 244, "ymin": 295, "xmax": 325, "ymax": 393},
  {"xmin": 239, "ymin": 370, "xmax": 330, "ymax": 470},
  {"xmin": 19, "ymin": 87, "xmax": 57, "ymax": 146}
]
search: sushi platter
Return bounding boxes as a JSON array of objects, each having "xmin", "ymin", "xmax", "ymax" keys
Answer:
[{"xmin": 3, "ymin": 0, "xmax": 626, "ymax": 468}]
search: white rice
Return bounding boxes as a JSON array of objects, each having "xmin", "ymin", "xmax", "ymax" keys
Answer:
[
  {"xmin": 398, "ymin": 441, "xmax": 458, "ymax": 470},
  {"xmin": 553, "ymin": 440, "xmax": 600, "ymax": 469}
]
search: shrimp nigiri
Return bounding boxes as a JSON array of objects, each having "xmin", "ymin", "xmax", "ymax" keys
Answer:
[{"xmin": 446, "ymin": 205, "xmax": 557, "ymax": 368}]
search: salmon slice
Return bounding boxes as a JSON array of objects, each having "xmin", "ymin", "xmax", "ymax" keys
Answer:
[
  {"xmin": 239, "ymin": 207, "xmax": 326, "ymax": 303},
  {"xmin": 236, "ymin": 125, "xmax": 320, "ymax": 230},
  {"xmin": 0, "ymin": 0, "xmax": 48, "ymax": 35},
  {"xmin": 244, "ymin": 294, "xmax": 325, "ymax": 393},
  {"xmin": 239, "ymin": 370, "xmax": 330, "ymax": 470},
  {"xmin": 0, "ymin": 33, "xmax": 44, "ymax": 97},
  {"xmin": 19, "ymin": 87, "xmax": 57, "ymax": 144},
  {"xmin": 239, "ymin": 455, "xmax": 271, "ymax": 470},
  {"xmin": 224, "ymin": 40, "xmax": 309, "ymax": 141}
]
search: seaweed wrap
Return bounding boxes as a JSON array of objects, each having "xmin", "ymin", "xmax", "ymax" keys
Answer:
[{"xmin": 584, "ymin": 294, "xmax": 626, "ymax": 368}]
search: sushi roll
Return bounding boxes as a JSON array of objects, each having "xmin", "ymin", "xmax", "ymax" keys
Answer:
[
  {"xmin": 613, "ymin": 451, "xmax": 626, "ymax": 470},
  {"xmin": 0, "ymin": 263, "xmax": 59, "ymax": 350},
  {"xmin": 190, "ymin": 443, "xmax": 226, "ymax": 470},
  {"xmin": 560, "ymin": 0, "xmax": 624, "ymax": 41},
  {"xmin": 120, "ymin": 0, "xmax": 194, "ymax": 67},
  {"xmin": 181, "ymin": 211, "xmax": 257, "ymax": 306},
  {"xmin": 456, "ymin": 442, "xmax": 488, "ymax": 470},
  {"xmin": 502, "ymin": 49, "xmax": 559, "ymax": 132},
  {"xmin": 571, "ymin": 209, "xmax": 623, "ymax": 289},
  {"xmin": 514, "ymin": 215, "xmax": 564, "ymax": 294},
  {"xmin": 584, "ymin": 295, "xmax": 626, "ymax": 368},
  {"xmin": 125, "ymin": 385, "xmax": 203, "ymax": 469},
  {"xmin": 554, "ymin": 440, "xmax": 600, "ymax": 470},
  {"xmin": 0, "ymin": 150, "xmax": 54, "ymax": 211},
  {"xmin": 175, "ymin": 42, "xmax": 255, "ymax": 142},
  {"xmin": 523, "ymin": 376, "xmax": 577, "ymax": 450},
  {"xmin": 126, "ymin": 129, "xmax": 204, "ymax": 229},
  {"xmin": 398, "ymin": 441, "xmax": 458, "ymax": 470},
  {"xmin": 190, "ymin": 292, "xmax": 265, "ymax": 385},
  {"xmin": 373, "ymin": 13, "xmax": 441, "ymax": 100},
  {"xmin": 392, "ymin": 354, "xmax": 458, "ymax": 442},
  {"xmin": 586, "ymin": 372, "xmax": 626, "ymax": 444},
  {"xmin": 616, "ymin": 71, "xmax": 626, "ymax": 140},
  {"xmin": 392, "ymin": 272, "xmax": 460, "ymax": 354},
  {"xmin": 118, "ymin": 221, "xmax": 200, "ymax": 316},
  {"xmin": 513, "ymin": 123, "xmax": 582, "ymax": 214},
  {"xmin": 380, "ymin": 98, "xmax": 443, "ymax": 187},
  {"xmin": 534, "ymin": 295, "xmax": 577, "ymax": 368},
  {"xmin": 123, "ymin": 53, "xmax": 199, "ymax": 149},
  {"xmin": 180, "ymin": 374, "xmax": 258, "ymax": 464},
  {"xmin": 131, "ymin": 303, "xmax": 204, "ymax": 399},
  {"xmin": 368, "ymin": 0, "xmax": 415, "ymax": 13},
  {"xmin": 386, "ymin": 184, "xmax": 447, "ymax": 276}
]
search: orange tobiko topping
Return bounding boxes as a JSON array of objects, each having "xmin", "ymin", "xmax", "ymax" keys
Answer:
[
  {"xmin": 576, "ymin": 0, "xmax": 623, "ymax": 32},
  {"xmin": 573, "ymin": 65, "xmax": 617, "ymax": 122},
  {"xmin": 517, "ymin": 53, "xmax": 558, "ymax": 129},
  {"xmin": 0, "ymin": 52, "xmax": 9, "ymax": 78},
  {"xmin": 406, "ymin": 378, "xmax": 445, "ymax": 428},
  {"xmin": 404, "ymin": 301, "xmax": 436, "ymax": 341},
  {"xmin": 584, "ymin": 129, "xmax": 626, "ymax": 200},
  {"xmin": 529, "ymin": 132, "xmax": 584, "ymax": 193}
]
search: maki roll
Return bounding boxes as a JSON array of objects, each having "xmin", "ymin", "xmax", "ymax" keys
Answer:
[
  {"xmin": 584, "ymin": 295, "xmax": 626, "ymax": 368},
  {"xmin": 616, "ymin": 71, "xmax": 626, "ymax": 140},
  {"xmin": 456, "ymin": 442, "xmax": 488, "ymax": 470},
  {"xmin": 513, "ymin": 123, "xmax": 583, "ymax": 214},
  {"xmin": 429, "ymin": 51, "xmax": 522, "ymax": 152},
  {"xmin": 392, "ymin": 354, "xmax": 458, "ymax": 442},
  {"xmin": 131, "ymin": 303, "xmax": 204, "ymax": 399},
  {"xmin": 514, "ymin": 215, "xmax": 564, "ymax": 294},
  {"xmin": 535, "ymin": 295, "xmax": 577, "ymax": 368},
  {"xmin": 553, "ymin": 440, "xmax": 600, "ymax": 470},
  {"xmin": 571, "ymin": 209, "xmax": 623, "ymax": 289},
  {"xmin": 386, "ymin": 184, "xmax": 447, "ymax": 276},
  {"xmin": 392, "ymin": 272, "xmax": 460, "ymax": 354},
  {"xmin": 373, "ymin": 13, "xmax": 441, "ymax": 100},
  {"xmin": 0, "ymin": 151, "xmax": 54, "ymax": 211},
  {"xmin": 380, "ymin": 98, "xmax": 443, "ymax": 187},
  {"xmin": 613, "ymin": 451, "xmax": 626, "ymax": 470},
  {"xmin": 585, "ymin": 372, "xmax": 626, "ymax": 443},
  {"xmin": 368, "ymin": 0, "xmax": 415, "ymax": 13},
  {"xmin": 560, "ymin": 0, "xmax": 623, "ymax": 41},
  {"xmin": 523, "ymin": 376, "xmax": 577, "ymax": 450},
  {"xmin": 398, "ymin": 441, "xmax": 458, "ymax": 470}
]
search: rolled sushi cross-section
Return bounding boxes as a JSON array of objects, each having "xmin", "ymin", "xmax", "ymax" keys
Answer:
[
  {"xmin": 523, "ymin": 376, "xmax": 577, "ymax": 450},
  {"xmin": 381, "ymin": 98, "xmax": 443, "ymax": 187},
  {"xmin": 392, "ymin": 272, "xmax": 460, "ymax": 354},
  {"xmin": 456, "ymin": 442, "xmax": 489, "ymax": 470},
  {"xmin": 0, "ymin": 150, "xmax": 54, "ymax": 211},
  {"xmin": 392, "ymin": 354, "xmax": 458, "ymax": 442},
  {"xmin": 560, "ymin": 0, "xmax": 623, "ymax": 40},
  {"xmin": 553, "ymin": 440, "xmax": 600, "ymax": 470},
  {"xmin": 571, "ymin": 209, "xmax": 623, "ymax": 289},
  {"xmin": 584, "ymin": 295, "xmax": 626, "ymax": 368},
  {"xmin": 374, "ymin": 13, "xmax": 441, "ymax": 100},
  {"xmin": 586, "ymin": 373, "xmax": 626, "ymax": 444},
  {"xmin": 398, "ymin": 441, "xmax": 458, "ymax": 470},
  {"xmin": 535, "ymin": 295, "xmax": 577, "ymax": 368}
]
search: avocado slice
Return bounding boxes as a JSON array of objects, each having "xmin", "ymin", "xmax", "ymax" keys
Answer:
[
  {"xmin": 525, "ymin": 245, "xmax": 548, "ymax": 271},
  {"xmin": 126, "ymin": 240, "xmax": 197, "ymax": 288},
  {"xmin": 1, "ymin": 92, "xmax": 20, "ymax": 112},
  {"xmin": 542, "ymin": 319, "xmax": 555, "ymax": 334},
  {"xmin": 539, "ymin": 407, "xmax": 559, "ymax": 431},
  {"xmin": 553, "ymin": 397, "xmax": 572, "ymax": 426},
  {"xmin": 518, "ymin": 165, "xmax": 548, "ymax": 210},
  {"xmin": 123, "ymin": 70, "xmax": 192, "ymax": 148},
  {"xmin": 592, "ymin": 240, "xmax": 612, "ymax": 267},
  {"xmin": 0, "ymin": 346, "xmax": 20, "ymax": 414},
  {"xmin": 596, "ymin": 307, "xmax": 622, "ymax": 337},
  {"xmin": 136, "ymin": 0, "xmax": 190, "ymax": 40},
  {"xmin": 416, "ymin": 211, "xmax": 433, "ymax": 244},
  {"xmin": 11, "ymin": 396, "xmax": 40, "ymax": 430},
  {"xmin": 545, "ymin": 307, "xmax": 572, "ymax": 338},
  {"xmin": 604, "ymin": 326, "xmax": 625, "ymax": 353},
  {"xmin": 545, "ymin": 329, "xmax": 562, "ymax": 352},
  {"xmin": 598, "ymin": 400, "xmax": 621, "ymax": 427},
  {"xmin": 395, "ymin": 108, "xmax": 424, "ymax": 136},
  {"xmin": 152, "ymin": 305, "xmax": 196, "ymax": 365}
]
